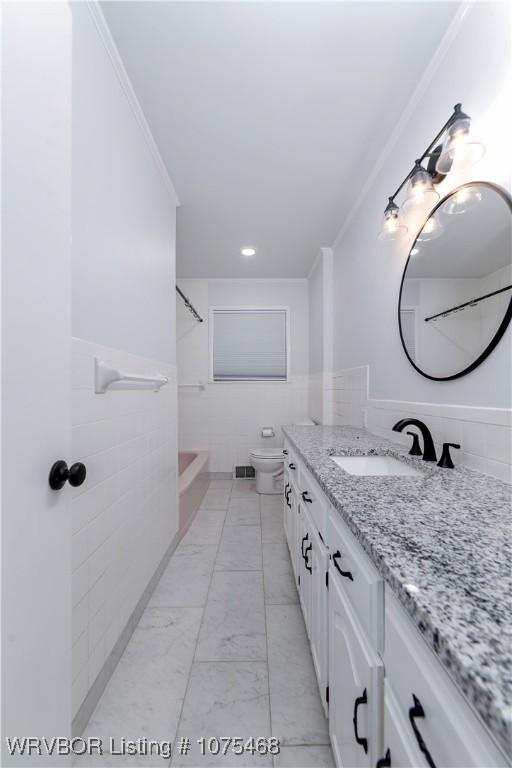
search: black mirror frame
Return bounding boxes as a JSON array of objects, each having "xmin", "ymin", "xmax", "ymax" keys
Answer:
[{"xmin": 398, "ymin": 181, "xmax": 512, "ymax": 382}]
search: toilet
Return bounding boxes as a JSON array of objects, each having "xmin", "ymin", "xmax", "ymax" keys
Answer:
[{"xmin": 250, "ymin": 420, "xmax": 315, "ymax": 494}]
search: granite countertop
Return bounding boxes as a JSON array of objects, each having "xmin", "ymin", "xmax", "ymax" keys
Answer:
[{"xmin": 282, "ymin": 424, "xmax": 512, "ymax": 756}]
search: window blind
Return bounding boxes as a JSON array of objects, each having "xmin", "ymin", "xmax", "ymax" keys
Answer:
[{"xmin": 212, "ymin": 309, "xmax": 288, "ymax": 381}]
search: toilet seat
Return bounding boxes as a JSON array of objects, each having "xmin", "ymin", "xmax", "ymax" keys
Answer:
[{"xmin": 249, "ymin": 449, "xmax": 285, "ymax": 460}]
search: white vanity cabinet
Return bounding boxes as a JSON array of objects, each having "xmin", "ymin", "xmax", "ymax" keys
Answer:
[
  {"xmin": 379, "ymin": 588, "xmax": 509, "ymax": 768},
  {"xmin": 282, "ymin": 442, "xmax": 510, "ymax": 768}
]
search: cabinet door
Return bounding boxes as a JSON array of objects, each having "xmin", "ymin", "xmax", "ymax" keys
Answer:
[
  {"xmin": 309, "ymin": 526, "xmax": 329, "ymax": 715},
  {"xmin": 283, "ymin": 472, "xmax": 292, "ymax": 545},
  {"xmin": 329, "ymin": 572, "xmax": 383, "ymax": 768},
  {"xmin": 375, "ymin": 681, "xmax": 424, "ymax": 768},
  {"xmin": 297, "ymin": 506, "xmax": 312, "ymax": 633}
]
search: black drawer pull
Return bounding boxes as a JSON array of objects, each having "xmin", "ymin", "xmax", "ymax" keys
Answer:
[
  {"xmin": 409, "ymin": 695, "xmax": 436, "ymax": 768},
  {"xmin": 301, "ymin": 533, "xmax": 309, "ymax": 558},
  {"xmin": 332, "ymin": 550, "xmax": 354, "ymax": 581},
  {"xmin": 353, "ymin": 688, "xmax": 368, "ymax": 754},
  {"xmin": 304, "ymin": 543, "xmax": 312, "ymax": 573},
  {"xmin": 289, "ymin": 463, "xmax": 296, "ymax": 470},
  {"xmin": 302, "ymin": 491, "xmax": 313, "ymax": 503},
  {"xmin": 376, "ymin": 749, "xmax": 391, "ymax": 768},
  {"xmin": 283, "ymin": 449, "xmax": 289, "ymax": 455}
]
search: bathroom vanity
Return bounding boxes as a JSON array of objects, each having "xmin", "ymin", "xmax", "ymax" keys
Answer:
[{"xmin": 282, "ymin": 425, "xmax": 511, "ymax": 768}]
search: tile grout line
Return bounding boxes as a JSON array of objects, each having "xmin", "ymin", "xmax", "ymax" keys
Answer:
[
  {"xmin": 170, "ymin": 480, "xmax": 235, "ymax": 764},
  {"xmin": 260, "ymin": 491, "xmax": 276, "ymax": 768}
]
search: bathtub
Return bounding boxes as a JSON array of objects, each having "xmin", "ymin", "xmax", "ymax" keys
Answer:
[{"xmin": 178, "ymin": 451, "xmax": 209, "ymax": 530}]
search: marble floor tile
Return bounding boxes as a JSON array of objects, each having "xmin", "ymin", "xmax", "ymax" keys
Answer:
[
  {"xmin": 262, "ymin": 542, "xmax": 298, "ymax": 605},
  {"xmin": 192, "ymin": 509, "xmax": 226, "ymax": 527},
  {"xmin": 225, "ymin": 497, "xmax": 260, "ymax": 526},
  {"xmin": 230, "ymin": 480, "xmax": 257, "ymax": 498},
  {"xmin": 172, "ymin": 662, "xmax": 272, "ymax": 767},
  {"xmin": 260, "ymin": 508, "xmax": 286, "ymax": 545},
  {"xmin": 149, "ymin": 557, "xmax": 214, "ymax": 608},
  {"xmin": 207, "ymin": 479, "xmax": 233, "ymax": 490},
  {"xmin": 274, "ymin": 746, "xmax": 334, "ymax": 767},
  {"xmin": 200, "ymin": 490, "xmax": 231, "ymax": 511},
  {"xmin": 195, "ymin": 571, "xmax": 266, "ymax": 661},
  {"xmin": 266, "ymin": 605, "xmax": 329, "ymax": 746},
  {"xmin": 215, "ymin": 525, "xmax": 262, "ymax": 571},
  {"xmin": 83, "ymin": 607, "xmax": 202, "ymax": 744},
  {"xmin": 259, "ymin": 495, "xmax": 283, "ymax": 513}
]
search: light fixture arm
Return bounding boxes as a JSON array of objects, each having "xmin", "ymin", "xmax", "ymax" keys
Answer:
[{"xmin": 387, "ymin": 104, "xmax": 464, "ymax": 204}]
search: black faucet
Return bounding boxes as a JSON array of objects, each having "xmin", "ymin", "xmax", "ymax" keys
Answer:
[{"xmin": 392, "ymin": 418, "xmax": 437, "ymax": 462}]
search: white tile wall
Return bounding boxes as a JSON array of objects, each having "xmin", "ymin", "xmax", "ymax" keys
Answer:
[
  {"xmin": 178, "ymin": 376, "xmax": 309, "ymax": 473},
  {"xmin": 331, "ymin": 366, "xmax": 368, "ymax": 428},
  {"xmin": 71, "ymin": 338, "xmax": 177, "ymax": 715},
  {"xmin": 327, "ymin": 365, "xmax": 511, "ymax": 482}
]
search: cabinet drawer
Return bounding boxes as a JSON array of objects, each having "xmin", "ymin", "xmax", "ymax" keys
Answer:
[
  {"xmin": 299, "ymin": 462, "xmax": 328, "ymax": 542},
  {"xmin": 384, "ymin": 587, "xmax": 508, "ymax": 768},
  {"xmin": 328, "ymin": 510, "xmax": 384, "ymax": 651}
]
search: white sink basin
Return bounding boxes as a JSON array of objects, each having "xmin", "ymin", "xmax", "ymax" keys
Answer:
[{"xmin": 330, "ymin": 455, "xmax": 423, "ymax": 477}]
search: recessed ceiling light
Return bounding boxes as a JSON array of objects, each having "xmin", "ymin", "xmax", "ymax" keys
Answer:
[{"xmin": 241, "ymin": 247, "xmax": 256, "ymax": 257}]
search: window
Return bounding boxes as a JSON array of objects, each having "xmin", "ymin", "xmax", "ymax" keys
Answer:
[{"xmin": 211, "ymin": 308, "xmax": 288, "ymax": 381}]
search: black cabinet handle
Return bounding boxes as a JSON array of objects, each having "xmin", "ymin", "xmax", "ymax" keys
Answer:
[
  {"xmin": 289, "ymin": 463, "xmax": 296, "ymax": 470},
  {"xmin": 301, "ymin": 533, "xmax": 309, "ymax": 558},
  {"xmin": 376, "ymin": 749, "xmax": 391, "ymax": 768},
  {"xmin": 302, "ymin": 491, "xmax": 313, "ymax": 503},
  {"xmin": 304, "ymin": 543, "xmax": 312, "ymax": 573},
  {"xmin": 332, "ymin": 550, "xmax": 354, "ymax": 581},
  {"xmin": 49, "ymin": 460, "xmax": 86, "ymax": 491},
  {"xmin": 353, "ymin": 688, "xmax": 368, "ymax": 754},
  {"xmin": 409, "ymin": 695, "xmax": 436, "ymax": 768},
  {"xmin": 283, "ymin": 449, "xmax": 289, "ymax": 455}
]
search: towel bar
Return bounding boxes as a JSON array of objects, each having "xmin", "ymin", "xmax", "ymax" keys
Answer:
[{"xmin": 94, "ymin": 358, "xmax": 168, "ymax": 394}]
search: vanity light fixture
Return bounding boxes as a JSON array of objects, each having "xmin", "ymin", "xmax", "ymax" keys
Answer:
[
  {"xmin": 240, "ymin": 247, "xmax": 257, "ymax": 257},
  {"xmin": 435, "ymin": 104, "xmax": 485, "ymax": 175},
  {"xmin": 378, "ymin": 198, "xmax": 408, "ymax": 241},
  {"xmin": 379, "ymin": 103, "xmax": 485, "ymax": 240},
  {"xmin": 402, "ymin": 160, "xmax": 439, "ymax": 212},
  {"xmin": 417, "ymin": 212, "xmax": 444, "ymax": 241},
  {"xmin": 442, "ymin": 186, "xmax": 482, "ymax": 215}
]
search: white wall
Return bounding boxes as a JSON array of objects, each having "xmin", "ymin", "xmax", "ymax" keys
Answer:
[
  {"xmin": 308, "ymin": 249, "xmax": 334, "ymax": 425},
  {"xmin": 306, "ymin": 3, "xmax": 512, "ymax": 479},
  {"xmin": 177, "ymin": 279, "xmax": 309, "ymax": 472},
  {"xmin": 331, "ymin": 2, "xmax": 511, "ymax": 408},
  {"xmin": 72, "ymin": 3, "xmax": 177, "ymax": 365},
  {"xmin": 71, "ymin": 5, "xmax": 178, "ymax": 717}
]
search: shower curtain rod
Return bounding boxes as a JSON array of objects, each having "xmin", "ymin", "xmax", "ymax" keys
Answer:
[{"xmin": 176, "ymin": 285, "xmax": 204, "ymax": 323}]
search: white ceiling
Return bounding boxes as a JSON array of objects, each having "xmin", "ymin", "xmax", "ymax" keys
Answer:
[{"xmin": 101, "ymin": 1, "xmax": 460, "ymax": 278}]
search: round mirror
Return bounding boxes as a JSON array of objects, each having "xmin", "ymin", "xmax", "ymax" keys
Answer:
[{"xmin": 398, "ymin": 182, "xmax": 512, "ymax": 380}]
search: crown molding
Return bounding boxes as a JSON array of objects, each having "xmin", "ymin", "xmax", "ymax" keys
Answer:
[
  {"xmin": 85, "ymin": 2, "xmax": 179, "ymax": 207},
  {"xmin": 331, "ymin": 1, "xmax": 473, "ymax": 250}
]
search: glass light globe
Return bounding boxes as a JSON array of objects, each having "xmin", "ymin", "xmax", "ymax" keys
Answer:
[
  {"xmin": 436, "ymin": 113, "xmax": 485, "ymax": 175},
  {"xmin": 402, "ymin": 162, "xmax": 439, "ymax": 213},
  {"xmin": 379, "ymin": 199, "xmax": 407, "ymax": 241},
  {"xmin": 442, "ymin": 187, "xmax": 482, "ymax": 215},
  {"xmin": 417, "ymin": 212, "xmax": 444, "ymax": 241}
]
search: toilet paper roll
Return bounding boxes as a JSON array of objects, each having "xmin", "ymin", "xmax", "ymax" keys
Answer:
[{"xmin": 261, "ymin": 427, "xmax": 275, "ymax": 438}]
